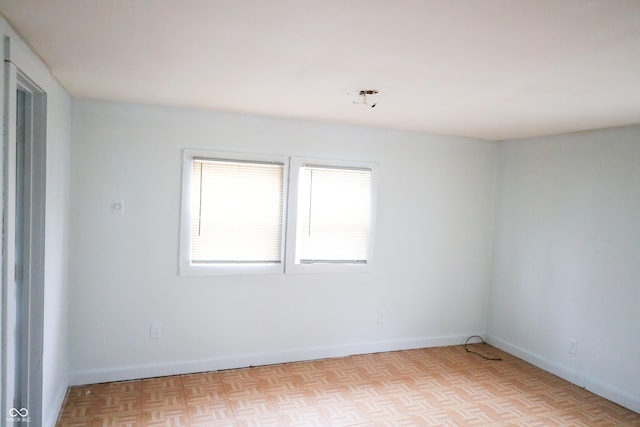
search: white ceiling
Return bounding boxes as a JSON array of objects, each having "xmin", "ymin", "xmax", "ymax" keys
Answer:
[{"xmin": 1, "ymin": 0, "xmax": 639, "ymax": 140}]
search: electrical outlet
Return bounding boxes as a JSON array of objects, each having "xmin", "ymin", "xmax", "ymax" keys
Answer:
[
  {"xmin": 149, "ymin": 322, "xmax": 162, "ymax": 339},
  {"xmin": 568, "ymin": 339, "xmax": 578, "ymax": 355}
]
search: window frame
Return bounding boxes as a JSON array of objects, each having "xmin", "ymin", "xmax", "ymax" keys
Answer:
[
  {"xmin": 179, "ymin": 151, "xmax": 378, "ymax": 276},
  {"xmin": 179, "ymin": 149, "xmax": 289, "ymax": 276},
  {"xmin": 285, "ymin": 157, "xmax": 378, "ymax": 274}
]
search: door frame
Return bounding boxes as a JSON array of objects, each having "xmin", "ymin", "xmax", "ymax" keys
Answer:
[{"xmin": 1, "ymin": 36, "xmax": 47, "ymax": 425}]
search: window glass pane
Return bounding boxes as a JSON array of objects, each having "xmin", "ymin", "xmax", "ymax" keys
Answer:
[
  {"xmin": 191, "ymin": 158, "xmax": 284, "ymax": 263},
  {"xmin": 296, "ymin": 165, "xmax": 371, "ymax": 263}
]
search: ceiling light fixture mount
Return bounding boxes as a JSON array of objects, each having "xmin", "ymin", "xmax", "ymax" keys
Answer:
[{"xmin": 353, "ymin": 89, "xmax": 379, "ymax": 108}]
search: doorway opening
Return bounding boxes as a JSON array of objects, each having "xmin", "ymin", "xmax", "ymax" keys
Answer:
[{"xmin": 2, "ymin": 61, "xmax": 47, "ymax": 425}]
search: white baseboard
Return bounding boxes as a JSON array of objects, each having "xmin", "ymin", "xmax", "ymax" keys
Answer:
[
  {"xmin": 45, "ymin": 374, "xmax": 69, "ymax": 427},
  {"xmin": 69, "ymin": 334, "xmax": 474, "ymax": 386},
  {"xmin": 487, "ymin": 335, "xmax": 640, "ymax": 414}
]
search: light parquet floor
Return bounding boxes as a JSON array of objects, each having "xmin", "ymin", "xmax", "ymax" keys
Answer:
[{"xmin": 57, "ymin": 344, "xmax": 640, "ymax": 426}]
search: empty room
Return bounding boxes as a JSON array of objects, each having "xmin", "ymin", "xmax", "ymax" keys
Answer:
[{"xmin": 0, "ymin": 1, "xmax": 639, "ymax": 426}]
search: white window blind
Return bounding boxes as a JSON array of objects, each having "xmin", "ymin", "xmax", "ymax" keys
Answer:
[
  {"xmin": 191, "ymin": 158, "xmax": 284, "ymax": 263},
  {"xmin": 295, "ymin": 165, "xmax": 372, "ymax": 264}
]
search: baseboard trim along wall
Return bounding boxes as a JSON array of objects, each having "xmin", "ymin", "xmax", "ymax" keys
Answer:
[
  {"xmin": 487, "ymin": 335, "xmax": 640, "ymax": 414},
  {"xmin": 69, "ymin": 334, "xmax": 475, "ymax": 386},
  {"xmin": 45, "ymin": 375, "xmax": 69, "ymax": 427}
]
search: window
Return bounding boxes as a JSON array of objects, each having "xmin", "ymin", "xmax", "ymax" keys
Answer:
[
  {"xmin": 180, "ymin": 150, "xmax": 288, "ymax": 275},
  {"xmin": 295, "ymin": 165, "xmax": 371, "ymax": 264},
  {"xmin": 179, "ymin": 150, "xmax": 377, "ymax": 276},
  {"xmin": 285, "ymin": 158, "xmax": 377, "ymax": 274}
]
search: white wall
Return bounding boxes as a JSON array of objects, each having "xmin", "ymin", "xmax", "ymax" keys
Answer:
[
  {"xmin": 69, "ymin": 99, "xmax": 497, "ymax": 384},
  {"xmin": 41, "ymin": 79, "xmax": 72, "ymax": 427},
  {"xmin": 0, "ymin": 15, "xmax": 72, "ymax": 427},
  {"xmin": 489, "ymin": 125, "xmax": 640, "ymax": 412}
]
